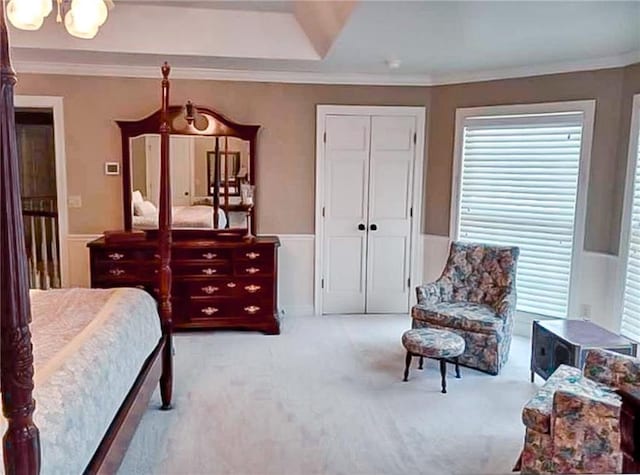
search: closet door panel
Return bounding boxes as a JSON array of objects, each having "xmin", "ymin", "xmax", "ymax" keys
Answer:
[
  {"xmin": 322, "ymin": 115, "xmax": 371, "ymax": 314},
  {"xmin": 366, "ymin": 115, "xmax": 415, "ymax": 313},
  {"xmin": 170, "ymin": 136, "xmax": 194, "ymax": 206}
]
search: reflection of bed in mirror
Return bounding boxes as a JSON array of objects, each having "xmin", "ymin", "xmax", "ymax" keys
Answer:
[
  {"xmin": 131, "ymin": 189, "xmax": 229, "ymax": 229},
  {"xmin": 128, "ymin": 132, "xmax": 251, "ymax": 231}
]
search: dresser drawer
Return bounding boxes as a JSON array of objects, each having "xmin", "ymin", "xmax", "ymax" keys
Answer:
[
  {"xmin": 173, "ymin": 248, "xmax": 231, "ymax": 261},
  {"xmin": 173, "ymin": 262, "xmax": 232, "ymax": 277},
  {"xmin": 233, "ymin": 246, "xmax": 274, "ymax": 263},
  {"xmin": 187, "ymin": 277, "xmax": 273, "ymax": 298},
  {"xmin": 92, "ymin": 248, "xmax": 158, "ymax": 263},
  {"xmin": 234, "ymin": 261, "xmax": 274, "ymax": 276},
  {"xmin": 189, "ymin": 298, "xmax": 233, "ymax": 320},
  {"xmin": 189, "ymin": 298, "xmax": 273, "ymax": 321},
  {"xmin": 93, "ymin": 262, "xmax": 158, "ymax": 282},
  {"xmin": 188, "ymin": 279, "xmax": 237, "ymax": 297}
]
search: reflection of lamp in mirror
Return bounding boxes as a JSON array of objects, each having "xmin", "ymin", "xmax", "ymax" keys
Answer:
[{"xmin": 241, "ymin": 183, "xmax": 255, "ymax": 240}]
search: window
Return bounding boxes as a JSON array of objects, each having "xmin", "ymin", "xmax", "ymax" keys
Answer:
[
  {"xmin": 621, "ymin": 95, "xmax": 640, "ymax": 341},
  {"xmin": 453, "ymin": 103, "xmax": 594, "ymax": 319}
]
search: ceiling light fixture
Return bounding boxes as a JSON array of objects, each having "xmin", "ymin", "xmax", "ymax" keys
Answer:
[{"xmin": 7, "ymin": 0, "xmax": 113, "ymax": 39}]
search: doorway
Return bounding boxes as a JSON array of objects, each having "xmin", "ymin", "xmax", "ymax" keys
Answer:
[
  {"xmin": 15, "ymin": 96, "xmax": 68, "ymax": 288},
  {"xmin": 315, "ymin": 106, "xmax": 426, "ymax": 315}
]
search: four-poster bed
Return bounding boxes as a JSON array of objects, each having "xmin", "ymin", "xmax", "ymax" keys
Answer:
[{"xmin": 0, "ymin": 3, "xmax": 173, "ymax": 473}]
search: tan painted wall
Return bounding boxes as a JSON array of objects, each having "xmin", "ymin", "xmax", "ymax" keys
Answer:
[{"xmin": 15, "ymin": 63, "xmax": 640, "ymax": 253}]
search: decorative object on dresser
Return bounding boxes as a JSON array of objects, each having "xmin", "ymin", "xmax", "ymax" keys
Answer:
[
  {"xmin": 531, "ymin": 319, "xmax": 638, "ymax": 382},
  {"xmin": 89, "ymin": 84, "xmax": 280, "ymax": 334}
]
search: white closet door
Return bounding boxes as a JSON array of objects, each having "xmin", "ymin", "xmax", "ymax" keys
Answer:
[
  {"xmin": 322, "ymin": 115, "xmax": 371, "ymax": 314},
  {"xmin": 365, "ymin": 115, "xmax": 415, "ymax": 313},
  {"xmin": 170, "ymin": 136, "xmax": 194, "ymax": 206}
]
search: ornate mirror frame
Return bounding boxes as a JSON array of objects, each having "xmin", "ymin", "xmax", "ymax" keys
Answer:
[{"xmin": 117, "ymin": 103, "xmax": 260, "ymax": 234}]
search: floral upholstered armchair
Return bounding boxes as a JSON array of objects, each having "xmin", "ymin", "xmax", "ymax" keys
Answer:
[
  {"xmin": 411, "ymin": 241, "xmax": 519, "ymax": 375},
  {"xmin": 518, "ymin": 348, "xmax": 640, "ymax": 474}
]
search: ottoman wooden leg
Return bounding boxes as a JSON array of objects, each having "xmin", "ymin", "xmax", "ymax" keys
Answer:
[
  {"xmin": 419, "ymin": 356, "xmax": 424, "ymax": 370},
  {"xmin": 439, "ymin": 359, "xmax": 447, "ymax": 394},
  {"xmin": 403, "ymin": 352, "xmax": 412, "ymax": 381},
  {"xmin": 455, "ymin": 357, "xmax": 461, "ymax": 379}
]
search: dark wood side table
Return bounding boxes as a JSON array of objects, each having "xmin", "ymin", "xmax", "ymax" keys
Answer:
[{"xmin": 531, "ymin": 320, "xmax": 638, "ymax": 382}]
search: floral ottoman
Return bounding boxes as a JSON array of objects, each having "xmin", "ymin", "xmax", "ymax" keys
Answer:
[{"xmin": 401, "ymin": 328, "xmax": 466, "ymax": 394}]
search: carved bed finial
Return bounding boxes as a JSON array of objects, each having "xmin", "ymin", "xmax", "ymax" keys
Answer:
[{"xmin": 161, "ymin": 61, "xmax": 171, "ymax": 80}]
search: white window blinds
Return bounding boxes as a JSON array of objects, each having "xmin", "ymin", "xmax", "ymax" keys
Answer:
[
  {"xmin": 458, "ymin": 112, "xmax": 585, "ymax": 319},
  {"xmin": 622, "ymin": 125, "xmax": 640, "ymax": 341}
]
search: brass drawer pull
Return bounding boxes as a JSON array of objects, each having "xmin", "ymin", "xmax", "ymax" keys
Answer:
[
  {"xmin": 246, "ymin": 252, "xmax": 260, "ymax": 259},
  {"xmin": 244, "ymin": 285, "xmax": 261, "ymax": 293},
  {"xmin": 202, "ymin": 268, "xmax": 217, "ymax": 275},
  {"xmin": 201, "ymin": 307, "xmax": 219, "ymax": 316},
  {"xmin": 108, "ymin": 268, "xmax": 125, "ymax": 276},
  {"xmin": 108, "ymin": 252, "xmax": 124, "ymax": 261},
  {"xmin": 244, "ymin": 305, "xmax": 261, "ymax": 314},
  {"xmin": 201, "ymin": 285, "xmax": 219, "ymax": 295},
  {"xmin": 246, "ymin": 267, "xmax": 260, "ymax": 274},
  {"xmin": 202, "ymin": 252, "xmax": 217, "ymax": 260},
  {"xmin": 227, "ymin": 282, "xmax": 237, "ymax": 288}
]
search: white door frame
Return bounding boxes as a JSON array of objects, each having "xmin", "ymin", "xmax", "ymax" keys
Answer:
[
  {"xmin": 15, "ymin": 95, "xmax": 69, "ymax": 287},
  {"xmin": 314, "ymin": 105, "xmax": 426, "ymax": 315},
  {"xmin": 615, "ymin": 93, "xmax": 640, "ymax": 330}
]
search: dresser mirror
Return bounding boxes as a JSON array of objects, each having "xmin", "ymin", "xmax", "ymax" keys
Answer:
[{"xmin": 118, "ymin": 103, "xmax": 259, "ymax": 234}]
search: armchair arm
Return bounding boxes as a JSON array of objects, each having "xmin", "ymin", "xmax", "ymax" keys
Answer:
[
  {"xmin": 584, "ymin": 348, "xmax": 640, "ymax": 392},
  {"xmin": 494, "ymin": 288, "xmax": 516, "ymax": 322},
  {"xmin": 416, "ymin": 279, "xmax": 448, "ymax": 305},
  {"xmin": 550, "ymin": 388, "xmax": 622, "ymax": 474}
]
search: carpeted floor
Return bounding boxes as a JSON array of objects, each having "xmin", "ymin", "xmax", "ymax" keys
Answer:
[{"xmin": 119, "ymin": 314, "xmax": 539, "ymax": 475}]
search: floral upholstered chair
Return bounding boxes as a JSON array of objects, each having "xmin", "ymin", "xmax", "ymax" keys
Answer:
[
  {"xmin": 411, "ymin": 241, "xmax": 519, "ymax": 375},
  {"xmin": 518, "ymin": 348, "xmax": 640, "ymax": 474}
]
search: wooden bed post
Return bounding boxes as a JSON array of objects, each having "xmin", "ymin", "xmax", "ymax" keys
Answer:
[
  {"xmin": 159, "ymin": 62, "xmax": 173, "ymax": 410},
  {"xmin": 0, "ymin": 2, "xmax": 41, "ymax": 473}
]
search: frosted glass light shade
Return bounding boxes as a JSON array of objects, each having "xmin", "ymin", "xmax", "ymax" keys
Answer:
[
  {"xmin": 7, "ymin": 0, "xmax": 51, "ymax": 30},
  {"xmin": 64, "ymin": 11, "xmax": 99, "ymax": 39}
]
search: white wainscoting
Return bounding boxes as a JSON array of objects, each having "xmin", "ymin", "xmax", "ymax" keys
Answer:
[
  {"xmin": 65, "ymin": 233, "xmax": 317, "ymax": 316},
  {"xmin": 66, "ymin": 234, "xmax": 101, "ymax": 287},
  {"xmin": 277, "ymin": 234, "xmax": 315, "ymax": 316},
  {"xmin": 421, "ymin": 234, "xmax": 622, "ymax": 337}
]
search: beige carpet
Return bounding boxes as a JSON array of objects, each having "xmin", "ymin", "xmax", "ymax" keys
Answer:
[{"xmin": 119, "ymin": 314, "xmax": 539, "ymax": 475}]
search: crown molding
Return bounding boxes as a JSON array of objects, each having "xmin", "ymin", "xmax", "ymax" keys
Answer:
[{"xmin": 13, "ymin": 50, "xmax": 640, "ymax": 87}]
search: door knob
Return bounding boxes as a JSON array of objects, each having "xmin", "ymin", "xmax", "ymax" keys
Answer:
[
  {"xmin": 370, "ymin": 224, "xmax": 378, "ymax": 231},
  {"xmin": 358, "ymin": 223, "xmax": 366, "ymax": 231}
]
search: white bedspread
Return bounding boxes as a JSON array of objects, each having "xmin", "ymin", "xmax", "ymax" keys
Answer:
[
  {"xmin": 1, "ymin": 288, "xmax": 162, "ymax": 475},
  {"xmin": 133, "ymin": 205, "xmax": 228, "ymax": 229}
]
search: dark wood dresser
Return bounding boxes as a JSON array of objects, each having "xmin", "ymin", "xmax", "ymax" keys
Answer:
[{"xmin": 88, "ymin": 235, "xmax": 280, "ymax": 334}]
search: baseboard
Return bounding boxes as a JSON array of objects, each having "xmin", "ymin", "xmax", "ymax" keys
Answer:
[{"xmin": 281, "ymin": 305, "xmax": 315, "ymax": 317}]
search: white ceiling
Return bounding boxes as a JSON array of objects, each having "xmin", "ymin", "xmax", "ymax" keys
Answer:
[{"xmin": 8, "ymin": 0, "xmax": 640, "ymax": 85}]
